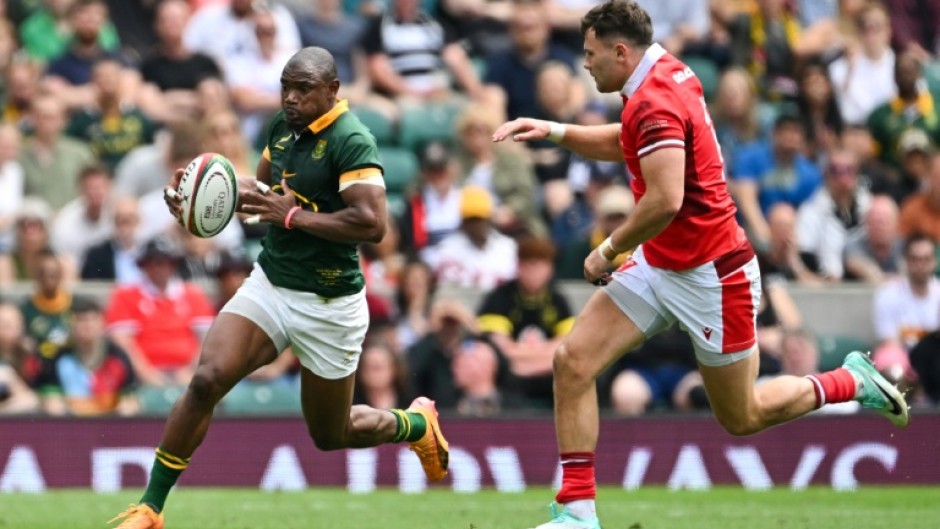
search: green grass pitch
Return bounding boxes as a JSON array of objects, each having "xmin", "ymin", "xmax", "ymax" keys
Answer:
[{"xmin": 1, "ymin": 486, "xmax": 938, "ymax": 529}]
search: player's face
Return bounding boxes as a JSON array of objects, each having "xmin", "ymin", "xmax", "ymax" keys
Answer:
[
  {"xmin": 582, "ymin": 29, "xmax": 627, "ymax": 94},
  {"xmin": 280, "ymin": 65, "xmax": 340, "ymax": 131}
]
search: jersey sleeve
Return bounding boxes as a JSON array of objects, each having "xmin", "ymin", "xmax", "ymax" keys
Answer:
[
  {"xmin": 336, "ymin": 131, "xmax": 384, "ymax": 191},
  {"xmin": 185, "ymin": 285, "xmax": 216, "ymax": 332},
  {"xmin": 477, "ymin": 287, "xmax": 514, "ymax": 336},
  {"xmin": 732, "ymin": 144, "xmax": 763, "ymax": 182},
  {"xmin": 361, "ymin": 16, "xmax": 384, "ymax": 56},
  {"xmin": 628, "ymin": 92, "xmax": 687, "ymax": 159},
  {"xmin": 113, "ymin": 345, "xmax": 138, "ymax": 393},
  {"xmin": 104, "ymin": 288, "xmax": 140, "ymax": 335}
]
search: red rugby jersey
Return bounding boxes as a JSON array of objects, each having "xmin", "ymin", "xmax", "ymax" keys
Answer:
[{"xmin": 619, "ymin": 44, "xmax": 746, "ymax": 270}]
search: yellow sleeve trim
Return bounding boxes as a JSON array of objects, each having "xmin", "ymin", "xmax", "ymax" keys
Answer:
[
  {"xmin": 339, "ymin": 167, "xmax": 383, "ymax": 183},
  {"xmin": 478, "ymin": 314, "xmax": 514, "ymax": 336},
  {"xmin": 262, "ymin": 146, "xmax": 271, "ymax": 161},
  {"xmin": 553, "ymin": 317, "xmax": 575, "ymax": 337}
]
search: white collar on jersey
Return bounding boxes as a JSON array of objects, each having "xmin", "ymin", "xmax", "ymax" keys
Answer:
[{"xmin": 621, "ymin": 43, "xmax": 667, "ymax": 98}]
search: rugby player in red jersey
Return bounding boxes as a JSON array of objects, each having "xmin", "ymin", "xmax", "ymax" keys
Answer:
[{"xmin": 493, "ymin": 2, "xmax": 908, "ymax": 528}]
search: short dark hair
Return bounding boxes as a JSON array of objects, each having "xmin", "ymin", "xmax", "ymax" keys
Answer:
[
  {"xmin": 773, "ymin": 113, "xmax": 803, "ymax": 131},
  {"xmin": 580, "ymin": 0, "xmax": 652, "ymax": 48},
  {"xmin": 79, "ymin": 163, "xmax": 112, "ymax": 183},
  {"xmin": 69, "ymin": 0, "xmax": 105, "ymax": 16},
  {"xmin": 287, "ymin": 47, "xmax": 338, "ymax": 84},
  {"xmin": 517, "ymin": 237, "xmax": 556, "ymax": 262},
  {"xmin": 71, "ymin": 295, "xmax": 102, "ymax": 315}
]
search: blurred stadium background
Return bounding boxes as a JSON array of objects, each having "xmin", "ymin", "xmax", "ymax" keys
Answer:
[{"xmin": 1, "ymin": 0, "xmax": 940, "ymax": 526}]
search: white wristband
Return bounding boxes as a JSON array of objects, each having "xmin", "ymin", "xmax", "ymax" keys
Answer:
[
  {"xmin": 598, "ymin": 236, "xmax": 618, "ymax": 262},
  {"xmin": 547, "ymin": 121, "xmax": 566, "ymax": 143}
]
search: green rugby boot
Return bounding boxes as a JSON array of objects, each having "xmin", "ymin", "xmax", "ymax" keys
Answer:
[
  {"xmin": 842, "ymin": 351, "xmax": 910, "ymax": 428},
  {"xmin": 530, "ymin": 502, "xmax": 602, "ymax": 529}
]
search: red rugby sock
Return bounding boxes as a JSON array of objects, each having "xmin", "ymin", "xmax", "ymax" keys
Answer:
[
  {"xmin": 806, "ymin": 368, "xmax": 857, "ymax": 408},
  {"xmin": 555, "ymin": 452, "xmax": 596, "ymax": 503}
]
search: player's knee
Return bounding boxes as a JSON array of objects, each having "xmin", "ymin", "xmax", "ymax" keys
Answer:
[
  {"xmin": 716, "ymin": 414, "xmax": 761, "ymax": 437},
  {"xmin": 187, "ymin": 368, "xmax": 224, "ymax": 405},
  {"xmin": 553, "ymin": 343, "xmax": 594, "ymax": 388},
  {"xmin": 309, "ymin": 430, "xmax": 346, "ymax": 451}
]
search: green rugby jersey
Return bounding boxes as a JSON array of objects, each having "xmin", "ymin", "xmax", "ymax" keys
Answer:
[{"xmin": 257, "ymin": 100, "xmax": 383, "ymax": 297}]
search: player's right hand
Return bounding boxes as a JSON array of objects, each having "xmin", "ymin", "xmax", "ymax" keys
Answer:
[
  {"xmin": 584, "ymin": 247, "xmax": 614, "ymax": 286},
  {"xmin": 163, "ymin": 168, "xmax": 184, "ymax": 225},
  {"xmin": 491, "ymin": 118, "xmax": 552, "ymax": 143}
]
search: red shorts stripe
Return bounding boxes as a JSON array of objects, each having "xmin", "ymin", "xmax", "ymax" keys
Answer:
[{"xmin": 720, "ymin": 268, "xmax": 756, "ymax": 353}]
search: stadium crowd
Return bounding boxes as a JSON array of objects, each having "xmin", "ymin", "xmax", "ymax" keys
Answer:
[{"xmin": 0, "ymin": 0, "xmax": 939, "ymax": 418}]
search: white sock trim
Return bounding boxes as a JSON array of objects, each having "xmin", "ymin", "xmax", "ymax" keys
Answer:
[{"xmin": 806, "ymin": 375, "xmax": 826, "ymax": 407}]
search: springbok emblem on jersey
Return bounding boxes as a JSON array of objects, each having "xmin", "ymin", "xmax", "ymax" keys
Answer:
[{"xmin": 312, "ymin": 140, "xmax": 327, "ymax": 160}]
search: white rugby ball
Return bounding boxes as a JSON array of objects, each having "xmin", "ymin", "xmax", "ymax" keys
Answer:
[{"xmin": 177, "ymin": 152, "xmax": 238, "ymax": 238}]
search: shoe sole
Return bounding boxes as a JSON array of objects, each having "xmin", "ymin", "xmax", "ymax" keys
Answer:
[
  {"xmin": 410, "ymin": 398, "xmax": 449, "ymax": 481},
  {"xmin": 850, "ymin": 352, "xmax": 910, "ymax": 429}
]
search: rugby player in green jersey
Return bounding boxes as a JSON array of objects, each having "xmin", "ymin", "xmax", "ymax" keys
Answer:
[{"xmin": 110, "ymin": 47, "xmax": 449, "ymax": 529}]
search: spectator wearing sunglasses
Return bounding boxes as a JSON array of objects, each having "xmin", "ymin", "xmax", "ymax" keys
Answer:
[{"xmin": 796, "ymin": 149, "xmax": 872, "ymax": 280}]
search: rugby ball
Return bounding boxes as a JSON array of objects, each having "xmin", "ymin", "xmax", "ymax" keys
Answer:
[{"xmin": 177, "ymin": 152, "xmax": 238, "ymax": 238}]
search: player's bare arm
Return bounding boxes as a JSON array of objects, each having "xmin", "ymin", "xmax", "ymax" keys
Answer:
[
  {"xmin": 583, "ymin": 147, "xmax": 685, "ymax": 283},
  {"xmin": 293, "ymin": 183, "xmax": 387, "ymax": 243},
  {"xmin": 239, "ymin": 178, "xmax": 387, "ymax": 244},
  {"xmin": 492, "ymin": 118, "xmax": 624, "ymax": 162}
]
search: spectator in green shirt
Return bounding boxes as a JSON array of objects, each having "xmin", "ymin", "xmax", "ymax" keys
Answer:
[
  {"xmin": 19, "ymin": 0, "xmax": 119, "ymax": 62},
  {"xmin": 66, "ymin": 58, "xmax": 157, "ymax": 169},
  {"xmin": 867, "ymin": 51, "xmax": 940, "ymax": 168}
]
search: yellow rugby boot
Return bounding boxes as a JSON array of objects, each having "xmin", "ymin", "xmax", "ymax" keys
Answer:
[
  {"xmin": 108, "ymin": 504, "xmax": 164, "ymax": 529},
  {"xmin": 406, "ymin": 396, "xmax": 450, "ymax": 481}
]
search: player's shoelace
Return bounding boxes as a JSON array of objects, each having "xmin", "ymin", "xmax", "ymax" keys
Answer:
[{"xmin": 108, "ymin": 504, "xmax": 144, "ymax": 526}]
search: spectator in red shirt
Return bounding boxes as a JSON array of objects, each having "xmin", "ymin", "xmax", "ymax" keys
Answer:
[{"xmin": 105, "ymin": 236, "xmax": 214, "ymax": 387}]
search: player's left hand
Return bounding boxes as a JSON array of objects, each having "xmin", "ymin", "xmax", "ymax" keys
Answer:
[
  {"xmin": 239, "ymin": 178, "xmax": 298, "ymax": 226},
  {"xmin": 584, "ymin": 248, "xmax": 614, "ymax": 286},
  {"xmin": 491, "ymin": 117, "xmax": 552, "ymax": 143}
]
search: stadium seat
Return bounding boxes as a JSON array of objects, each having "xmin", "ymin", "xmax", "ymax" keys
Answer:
[
  {"xmin": 683, "ymin": 56, "xmax": 719, "ymax": 101},
  {"xmin": 137, "ymin": 386, "xmax": 186, "ymax": 416},
  {"xmin": 351, "ymin": 106, "xmax": 394, "ymax": 146},
  {"xmin": 398, "ymin": 104, "xmax": 460, "ymax": 151},
  {"xmin": 816, "ymin": 335, "xmax": 873, "ymax": 372},
  {"xmin": 378, "ymin": 147, "xmax": 419, "ymax": 217},
  {"xmin": 222, "ymin": 380, "xmax": 302, "ymax": 416}
]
